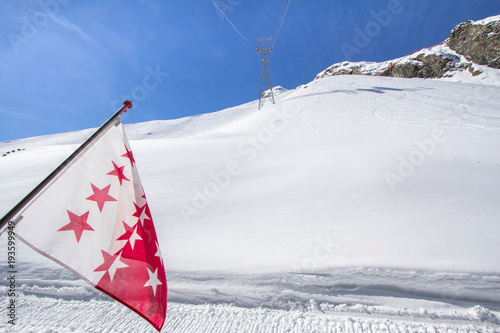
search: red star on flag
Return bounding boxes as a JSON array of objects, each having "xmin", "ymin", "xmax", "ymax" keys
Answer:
[
  {"xmin": 94, "ymin": 250, "xmax": 129, "ymax": 281},
  {"xmin": 133, "ymin": 202, "xmax": 152, "ymax": 225},
  {"xmin": 117, "ymin": 221, "xmax": 143, "ymax": 251},
  {"xmin": 58, "ymin": 210, "xmax": 94, "ymax": 242},
  {"xmin": 122, "ymin": 145, "xmax": 136, "ymax": 166},
  {"xmin": 107, "ymin": 161, "xmax": 130, "ymax": 185},
  {"xmin": 86, "ymin": 184, "xmax": 117, "ymax": 212}
]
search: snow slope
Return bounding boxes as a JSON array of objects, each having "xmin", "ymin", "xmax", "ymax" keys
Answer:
[{"xmin": 1, "ymin": 74, "xmax": 500, "ymax": 331}]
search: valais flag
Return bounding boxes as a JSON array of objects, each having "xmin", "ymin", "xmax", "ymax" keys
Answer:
[{"xmin": 13, "ymin": 115, "xmax": 167, "ymax": 330}]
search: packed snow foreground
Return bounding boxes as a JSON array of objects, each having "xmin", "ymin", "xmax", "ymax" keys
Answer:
[{"xmin": 1, "ymin": 16, "xmax": 500, "ymax": 332}]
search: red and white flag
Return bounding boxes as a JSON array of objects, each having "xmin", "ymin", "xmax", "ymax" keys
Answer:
[{"xmin": 14, "ymin": 121, "xmax": 167, "ymax": 331}]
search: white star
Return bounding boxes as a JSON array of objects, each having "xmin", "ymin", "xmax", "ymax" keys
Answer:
[
  {"xmin": 138, "ymin": 209, "xmax": 149, "ymax": 225},
  {"xmin": 108, "ymin": 253, "xmax": 129, "ymax": 281},
  {"xmin": 154, "ymin": 241, "xmax": 164, "ymax": 265},
  {"xmin": 144, "ymin": 267, "xmax": 162, "ymax": 296},
  {"xmin": 129, "ymin": 225, "xmax": 143, "ymax": 250}
]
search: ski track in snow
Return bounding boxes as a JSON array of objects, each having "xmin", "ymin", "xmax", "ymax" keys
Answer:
[
  {"xmin": 1, "ymin": 263, "xmax": 500, "ymax": 332},
  {"xmin": 1, "ymin": 293, "xmax": 499, "ymax": 332}
]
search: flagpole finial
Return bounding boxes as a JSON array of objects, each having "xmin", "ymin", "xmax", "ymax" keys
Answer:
[{"xmin": 123, "ymin": 100, "xmax": 133, "ymax": 112}]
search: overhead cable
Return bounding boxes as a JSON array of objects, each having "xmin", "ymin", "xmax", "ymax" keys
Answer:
[
  {"xmin": 273, "ymin": 0, "xmax": 292, "ymax": 45},
  {"xmin": 211, "ymin": 0, "xmax": 254, "ymax": 48}
]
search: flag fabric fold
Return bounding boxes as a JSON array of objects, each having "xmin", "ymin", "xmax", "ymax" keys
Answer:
[{"xmin": 14, "ymin": 121, "xmax": 167, "ymax": 331}]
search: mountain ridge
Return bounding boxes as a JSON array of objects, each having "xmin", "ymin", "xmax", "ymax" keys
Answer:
[{"xmin": 316, "ymin": 15, "xmax": 500, "ymax": 85}]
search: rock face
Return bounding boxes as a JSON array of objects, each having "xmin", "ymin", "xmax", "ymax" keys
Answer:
[
  {"xmin": 319, "ymin": 64, "xmax": 366, "ymax": 77},
  {"xmin": 315, "ymin": 15, "xmax": 500, "ymax": 81},
  {"xmin": 448, "ymin": 19, "xmax": 500, "ymax": 69},
  {"xmin": 387, "ymin": 54, "xmax": 458, "ymax": 79},
  {"xmin": 315, "ymin": 47, "xmax": 469, "ymax": 81}
]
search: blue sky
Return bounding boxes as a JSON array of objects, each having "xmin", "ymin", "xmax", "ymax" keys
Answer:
[{"xmin": 0, "ymin": 0, "xmax": 499, "ymax": 142}]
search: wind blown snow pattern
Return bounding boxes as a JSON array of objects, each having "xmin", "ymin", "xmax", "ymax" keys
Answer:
[{"xmin": 2, "ymin": 70, "xmax": 500, "ymax": 331}]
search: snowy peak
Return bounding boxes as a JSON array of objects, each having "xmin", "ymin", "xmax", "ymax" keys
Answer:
[
  {"xmin": 260, "ymin": 86, "xmax": 287, "ymax": 98},
  {"xmin": 316, "ymin": 15, "xmax": 500, "ymax": 85},
  {"xmin": 472, "ymin": 14, "xmax": 500, "ymax": 26}
]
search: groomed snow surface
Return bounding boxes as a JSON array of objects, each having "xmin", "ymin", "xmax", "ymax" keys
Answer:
[{"xmin": 1, "ymin": 74, "xmax": 500, "ymax": 332}]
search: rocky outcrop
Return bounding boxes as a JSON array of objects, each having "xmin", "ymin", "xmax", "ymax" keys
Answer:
[
  {"xmin": 318, "ymin": 63, "xmax": 376, "ymax": 77},
  {"xmin": 448, "ymin": 19, "xmax": 500, "ymax": 69},
  {"xmin": 315, "ymin": 47, "xmax": 465, "ymax": 80},
  {"xmin": 315, "ymin": 15, "xmax": 500, "ymax": 82},
  {"xmin": 384, "ymin": 54, "xmax": 458, "ymax": 79}
]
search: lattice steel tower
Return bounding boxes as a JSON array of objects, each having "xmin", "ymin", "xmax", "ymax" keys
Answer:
[{"xmin": 256, "ymin": 37, "xmax": 275, "ymax": 110}]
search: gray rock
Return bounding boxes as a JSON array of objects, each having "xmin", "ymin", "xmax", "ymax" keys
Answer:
[
  {"xmin": 448, "ymin": 20, "xmax": 500, "ymax": 69},
  {"xmin": 388, "ymin": 53, "xmax": 458, "ymax": 79}
]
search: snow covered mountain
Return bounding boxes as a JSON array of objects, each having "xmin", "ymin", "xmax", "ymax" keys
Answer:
[
  {"xmin": 261, "ymin": 85, "xmax": 288, "ymax": 98},
  {"xmin": 317, "ymin": 15, "xmax": 500, "ymax": 86},
  {"xmin": 1, "ymin": 16, "xmax": 500, "ymax": 333}
]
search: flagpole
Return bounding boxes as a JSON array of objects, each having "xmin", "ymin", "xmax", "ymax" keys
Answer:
[{"xmin": 0, "ymin": 100, "xmax": 133, "ymax": 232}]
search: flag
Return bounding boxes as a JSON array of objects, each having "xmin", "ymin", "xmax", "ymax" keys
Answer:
[{"xmin": 13, "ymin": 120, "xmax": 167, "ymax": 331}]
